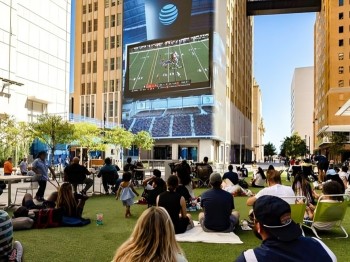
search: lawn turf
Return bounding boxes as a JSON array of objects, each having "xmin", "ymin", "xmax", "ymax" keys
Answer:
[{"xmin": 13, "ymin": 176, "xmax": 350, "ymax": 262}]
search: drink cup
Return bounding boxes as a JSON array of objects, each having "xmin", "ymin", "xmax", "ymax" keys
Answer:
[{"xmin": 96, "ymin": 213, "xmax": 103, "ymax": 225}]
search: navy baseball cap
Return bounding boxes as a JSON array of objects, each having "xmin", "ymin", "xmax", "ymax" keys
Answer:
[{"xmin": 253, "ymin": 195, "xmax": 302, "ymax": 241}]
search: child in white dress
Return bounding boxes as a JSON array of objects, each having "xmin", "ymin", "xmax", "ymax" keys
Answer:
[{"xmin": 116, "ymin": 172, "xmax": 139, "ymax": 218}]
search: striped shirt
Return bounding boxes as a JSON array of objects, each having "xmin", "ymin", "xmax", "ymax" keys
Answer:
[{"xmin": 0, "ymin": 211, "xmax": 13, "ymax": 260}]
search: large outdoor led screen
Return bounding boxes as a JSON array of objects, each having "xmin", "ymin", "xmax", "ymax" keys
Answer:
[{"xmin": 125, "ymin": 32, "xmax": 211, "ymax": 99}]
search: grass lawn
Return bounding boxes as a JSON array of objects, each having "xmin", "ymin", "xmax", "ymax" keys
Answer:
[{"xmin": 13, "ymin": 176, "xmax": 350, "ymax": 262}]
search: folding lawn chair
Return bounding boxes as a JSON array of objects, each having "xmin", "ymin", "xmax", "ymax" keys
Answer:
[
  {"xmin": 303, "ymin": 194, "xmax": 348, "ymax": 239},
  {"xmin": 281, "ymin": 196, "xmax": 307, "ymax": 236}
]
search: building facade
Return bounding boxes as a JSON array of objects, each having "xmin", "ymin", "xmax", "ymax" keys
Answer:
[
  {"xmin": 291, "ymin": 67, "xmax": 314, "ymax": 153},
  {"xmin": 314, "ymin": 0, "xmax": 350, "ymax": 161},
  {"xmin": 0, "ymin": 0, "xmax": 71, "ymax": 121},
  {"xmin": 252, "ymin": 79, "xmax": 264, "ymax": 162},
  {"xmin": 73, "ymin": 0, "xmax": 123, "ymax": 126}
]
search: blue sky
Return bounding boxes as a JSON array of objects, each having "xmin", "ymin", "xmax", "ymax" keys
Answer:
[
  {"xmin": 254, "ymin": 13, "xmax": 315, "ymax": 152},
  {"xmin": 69, "ymin": 2, "xmax": 315, "ymax": 153}
]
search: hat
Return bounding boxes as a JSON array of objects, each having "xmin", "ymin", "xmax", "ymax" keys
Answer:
[
  {"xmin": 209, "ymin": 172, "xmax": 222, "ymax": 184},
  {"xmin": 253, "ymin": 195, "xmax": 302, "ymax": 242},
  {"xmin": 326, "ymin": 169, "xmax": 336, "ymax": 176}
]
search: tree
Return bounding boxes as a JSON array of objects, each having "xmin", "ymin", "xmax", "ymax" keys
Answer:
[
  {"xmin": 280, "ymin": 133, "xmax": 307, "ymax": 158},
  {"xmin": 73, "ymin": 122, "xmax": 106, "ymax": 167},
  {"xmin": 30, "ymin": 114, "xmax": 75, "ymax": 165},
  {"xmin": 105, "ymin": 127, "xmax": 134, "ymax": 161},
  {"xmin": 133, "ymin": 131, "xmax": 154, "ymax": 160},
  {"xmin": 329, "ymin": 132, "xmax": 347, "ymax": 162},
  {"xmin": 264, "ymin": 142, "xmax": 276, "ymax": 157}
]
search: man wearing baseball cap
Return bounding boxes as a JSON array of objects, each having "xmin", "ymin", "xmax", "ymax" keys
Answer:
[
  {"xmin": 199, "ymin": 172, "xmax": 240, "ymax": 232},
  {"xmin": 236, "ymin": 195, "xmax": 336, "ymax": 261}
]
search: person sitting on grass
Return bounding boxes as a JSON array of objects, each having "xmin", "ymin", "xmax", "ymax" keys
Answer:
[
  {"xmin": 157, "ymin": 175, "xmax": 193, "ymax": 234},
  {"xmin": 174, "ymin": 161, "xmax": 194, "ymax": 199},
  {"xmin": 0, "ymin": 210, "xmax": 23, "ymax": 262},
  {"xmin": 199, "ymin": 173, "xmax": 240, "ymax": 232},
  {"xmin": 56, "ymin": 182, "xmax": 89, "ymax": 218},
  {"xmin": 246, "ymin": 169, "xmax": 295, "ymax": 206},
  {"xmin": 141, "ymin": 169, "xmax": 166, "ymax": 205},
  {"xmin": 116, "ymin": 172, "xmax": 139, "ymax": 218},
  {"xmin": 223, "ymin": 165, "xmax": 239, "ymax": 185},
  {"xmin": 251, "ymin": 167, "xmax": 266, "ymax": 188},
  {"xmin": 112, "ymin": 206, "xmax": 188, "ymax": 262}
]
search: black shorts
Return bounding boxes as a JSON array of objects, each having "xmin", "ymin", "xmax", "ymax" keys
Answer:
[{"xmin": 175, "ymin": 217, "xmax": 190, "ymax": 234}]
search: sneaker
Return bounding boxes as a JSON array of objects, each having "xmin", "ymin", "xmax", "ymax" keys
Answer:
[{"xmin": 8, "ymin": 241, "xmax": 23, "ymax": 262}]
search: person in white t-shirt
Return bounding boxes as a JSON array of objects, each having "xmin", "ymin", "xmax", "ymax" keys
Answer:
[
  {"xmin": 247, "ymin": 169, "xmax": 295, "ymax": 206},
  {"xmin": 338, "ymin": 166, "xmax": 349, "ymax": 190}
]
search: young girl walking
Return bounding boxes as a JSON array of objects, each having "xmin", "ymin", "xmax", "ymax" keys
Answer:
[{"xmin": 116, "ymin": 172, "xmax": 139, "ymax": 218}]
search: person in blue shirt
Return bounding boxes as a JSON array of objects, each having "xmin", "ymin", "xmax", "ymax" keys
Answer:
[
  {"xmin": 32, "ymin": 151, "xmax": 56, "ymax": 202},
  {"xmin": 236, "ymin": 195, "xmax": 336, "ymax": 262},
  {"xmin": 222, "ymin": 165, "xmax": 239, "ymax": 185}
]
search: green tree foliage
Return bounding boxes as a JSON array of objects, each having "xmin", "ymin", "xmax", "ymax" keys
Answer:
[
  {"xmin": 133, "ymin": 131, "xmax": 154, "ymax": 160},
  {"xmin": 73, "ymin": 122, "xmax": 106, "ymax": 165},
  {"xmin": 329, "ymin": 132, "xmax": 347, "ymax": 162},
  {"xmin": 105, "ymin": 127, "xmax": 134, "ymax": 149},
  {"xmin": 264, "ymin": 142, "xmax": 276, "ymax": 156},
  {"xmin": 30, "ymin": 114, "xmax": 75, "ymax": 165},
  {"xmin": 280, "ymin": 133, "xmax": 307, "ymax": 158}
]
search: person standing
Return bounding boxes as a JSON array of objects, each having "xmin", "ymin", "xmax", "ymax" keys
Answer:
[
  {"xmin": 19, "ymin": 158, "xmax": 28, "ymax": 175},
  {"xmin": 4, "ymin": 157, "xmax": 16, "ymax": 176},
  {"xmin": 31, "ymin": 151, "xmax": 56, "ymax": 202},
  {"xmin": 64, "ymin": 157, "xmax": 93, "ymax": 195},
  {"xmin": 236, "ymin": 195, "xmax": 336, "ymax": 262}
]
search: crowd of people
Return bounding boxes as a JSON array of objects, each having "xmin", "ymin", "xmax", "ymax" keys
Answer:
[{"xmin": 3, "ymin": 153, "xmax": 349, "ymax": 261}]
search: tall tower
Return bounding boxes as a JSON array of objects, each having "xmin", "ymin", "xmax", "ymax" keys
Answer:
[
  {"xmin": 291, "ymin": 67, "xmax": 314, "ymax": 153},
  {"xmin": 252, "ymin": 79, "xmax": 264, "ymax": 162},
  {"xmin": 73, "ymin": 0, "xmax": 123, "ymax": 126},
  {"xmin": 314, "ymin": 0, "xmax": 350, "ymax": 159}
]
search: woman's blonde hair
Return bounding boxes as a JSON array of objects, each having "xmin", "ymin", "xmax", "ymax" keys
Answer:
[
  {"xmin": 112, "ymin": 206, "xmax": 183, "ymax": 262},
  {"xmin": 56, "ymin": 183, "xmax": 77, "ymax": 217}
]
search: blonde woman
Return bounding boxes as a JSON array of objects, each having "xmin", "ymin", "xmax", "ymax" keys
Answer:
[
  {"xmin": 112, "ymin": 206, "xmax": 187, "ymax": 262},
  {"xmin": 56, "ymin": 183, "xmax": 87, "ymax": 217}
]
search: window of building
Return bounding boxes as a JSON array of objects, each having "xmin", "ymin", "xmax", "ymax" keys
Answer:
[
  {"xmin": 81, "ymin": 83, "xmax": 85, "ymax": 95},
  {"xmin": 87, "ymin": 83, "xmax": 91, "ymax": 95},
  {"xmin": 91, "ymin": 102, "xmax": 95, "ymax": 118},
  {"xmin": 105, "ymin": 0, "xmax": 109, "ymax": 8},
  {"xmin": 93, "ymin": 82, "xmax": 97, "ymax": 94},
  {"xmin": 110, "ymin": 58, "xmax": 115, "ymax": 70},
  {"xmin": 94, "ymin": 19, "xmax": 98, "ymax": 31},
  {"xmin": 82, "ymin": 63, "xmax": 85, "ymax": 74},
  {"xmin": 339, "ymin": 80, "xmax": 344, "ymax": 87},
  {"xmin": 112, "ymin": 0, "xmax": 116, "ymax": 7},
  {"xmin": 94, "ymin": 2, "xmax": 98, "ymax": 11},
  {"xmin": 116, "ymin": 35, "xmax": 121, "ymax": 47},
  {"xmin": 88, "ymin": 20, "xmax": 92, "ymax": 32},
  {"xmin": 116, "ymin": 79, "xmax": 120, "ymax": 90},
  {"xmin": 339, "ymin": 26, "xmax": 344, "ymax": 33},
  {"xmin": 111, "ymin": 15, "xmax": 115, "ymax": 27},
  {"xmin": 88, "ymin": 4, "xmax": 92, "ymax": 12},
  {"xmin": 339, "ymin": 0, "xmax": 344, "ymax": 6},
  {"xmin": 339, "ymin": 66, "xmax": 344, "ymax": 74},
  {"xmin": 104, "ymin": 16, "xmax": 109, "ymax": 29},
  {"xmin": 88, "ymin": 41, "xmax": 91, "ymax": 53},
  {"xmin": 110, "ymin": 36, "xmax": 115, "ymax": 49},
  {"xmin": 117, "ymin": 0, "xmax": 120, "ymax": 5},
  {"xmin": 87, "ymin": 61, "xmax": 91, "ymax": 73},
  {"xmin": 110, "ymin": 80, "xmax": 115, "ymax": 92},
  {"xmin": 82, "ymin": 22, "xmax": 86, "ymax": 34},
  {"xmin": 339, "ymin": 53, "xmax": 344, "ymax": 60},
  {"xmin": 104, "ymin": 37, "xmax": 109, "ymax": 50},
  {"xmin": 83, "ymin": 5, "xmax": 87, "ymax": 14},
  {"xmin": 104, "ymin": 59, "xmax": 108, "ymax": 71},
  {"xmin": 103, "ymin": 81, "xmax": 108, "ymax": 92},
  {"xmin": 82, "ymin": 42, "xmax": 86, "ymax": 53},
  {"xmin": 339, "ymin": 39, "xmax": 344, "ymax": 46},
  {"xmin": 339, "ymin": 12, "xmax": 344, "ymax": 19},
  {"xmin": 93, "ymin": 61, "xmax": 97, "ymax": 73},
  {"xmin": 86, "ymin": 103, "xmax": 90, "ymax": 117},
  {"xmin": 109, "ymin": 101, "xmax": 113, "ymax": 117},
  {"xmin": 93, "ymin": 40, "xmax": 97, "ymax": 52},
  {"xmin": 81, "ymin": 101, "xmax": 84, "ymax": 117},
  {"xmin": 117, "ymin": 13, "xmax": 122, "ymax": 26}
]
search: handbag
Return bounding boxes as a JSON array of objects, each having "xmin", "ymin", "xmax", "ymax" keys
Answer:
[
  {"xmin": 33, "ymin": 208, "xmax": 63, "ymax": 229},
  {"xmin": 62, "ymin": 216, "xmax": 91, "ymax": 227}
]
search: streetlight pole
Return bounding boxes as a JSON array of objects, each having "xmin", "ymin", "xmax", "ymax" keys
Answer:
[{"xmin": 240, "ymin": 136, "xmax": 248, "ymax": 165}]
